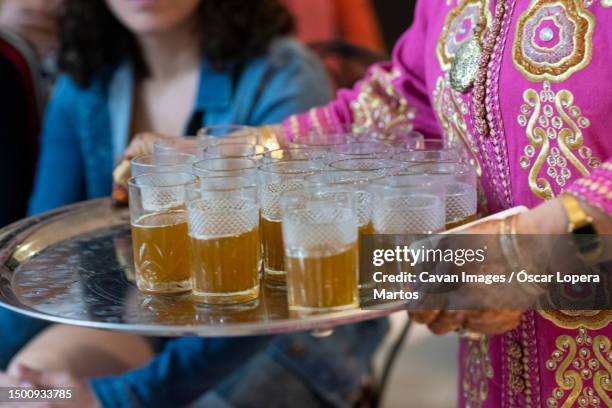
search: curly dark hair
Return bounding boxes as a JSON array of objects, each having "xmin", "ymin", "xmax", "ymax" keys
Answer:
[{"xmin": 58, "ymin": 0, "xmax": 295, "ymax": 87}]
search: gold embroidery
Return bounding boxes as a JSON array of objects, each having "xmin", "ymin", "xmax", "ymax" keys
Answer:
[
  {"xmin": 433, "ymin": 75, "xmax": 483, "ymax": 177},
  {"xmin": 513, "ymin": 0, "xmax": 595, "ymax": 82},
  {"xmin": 508, "ymin": 338, "xmax": 527, "ymax": 393},
  {"xmin": 517, "ymin": 82, "xmax": 600, "ymax": 200},
  {"xmin": 349, "ymin": 67, "xmax": 414, "ymax": 134},
  {"xmin": 505, "ymin": 313, "xmax": 541, "ymax": 407},
  {"xmin": 539, "ymin": 310, "xmax": 612, "ymax": 330},
  {"xmin": 545, "ymin": 328, "xmax": 612, "ymax": 407},
  {"xmin": 593, "ymin": 336, "xmax": 612, "ymax": 406},
  {"xmin": 437, "ymin": 0, "xmax": 492, "ymax": 71},
  {"xmin": 463, "ymin": 336, "xmax": 494, "ymax": 408}
]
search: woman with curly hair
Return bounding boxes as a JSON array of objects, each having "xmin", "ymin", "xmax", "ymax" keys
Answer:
[
  {"xmin": 0, "ymin": 1, "xmax": 388, "ymax": 407},
  {"xmin": 28, "ymin": 0, "xmax": 329, "ymax": 212}
]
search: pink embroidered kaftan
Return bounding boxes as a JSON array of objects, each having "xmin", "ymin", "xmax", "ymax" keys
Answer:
[{"xmin": 278, "ymin": 0, "xmax": 612, "ymax": 406}]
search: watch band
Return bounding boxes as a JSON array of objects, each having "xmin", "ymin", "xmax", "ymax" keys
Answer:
[
  {"xmin": 559, "ymin": 193, "xmax": 601, "ymax": 265},
  {"xmin": 559, "ymin": 194, "xmax": 594, "ymax": 234}
]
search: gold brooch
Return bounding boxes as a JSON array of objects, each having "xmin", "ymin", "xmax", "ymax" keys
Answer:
[{"xmin": 449, "ymin": 37, "xmax": 482, "ymax": 93}]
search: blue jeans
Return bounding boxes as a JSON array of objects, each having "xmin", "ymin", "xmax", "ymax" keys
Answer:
[
  {"xmin": 91, "ymin": 319, "xmax": 388, "ymax": 408},
  {"xmin": 199, "ymin": 319, "xmax": 388, "ymax": 408},
  {"xmin": 0, "ymin": 308, "xmax": 388, "ymax": 407}
]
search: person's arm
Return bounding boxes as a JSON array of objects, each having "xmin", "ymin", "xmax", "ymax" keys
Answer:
[
  {"xmin": 117, "ymin": 1, "xmax": 436, "ymax": 165},
  {"xmin": 275, "ymin": 0, "xmax": 439, "ymax": 145},
  {"xmin": 28, "ymin": 75, "xmax": 86, "ymax": 215},
  {"xmin": 89, "ymin": 336, "xmax": 270, "ymax": 408},
  {"xmin": 565, "ymin": 160, "xmax": 612, "ymax": 220},
  {"xmin": 412, "ymin": 158, "xmax": 612, "ymax": 336}
]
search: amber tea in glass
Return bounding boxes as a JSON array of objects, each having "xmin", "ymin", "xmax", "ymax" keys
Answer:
[
  {"xmin": 128, "ymin": 172, "xmax": 197, "ymax": 293},
  {"xmin": 305, "ymin": 164, "xmax": 396, "ymax": 288},
  {"xmin": 187, "ymin": 177, "xmax": 260, "ymax": 304},
  {"xmin": 282, "ymin": 190, "xmax": 359, "ymax": 313},
  {"xmin": 258, "ymin": 161, "xmax": 321, "ymax": 285}
]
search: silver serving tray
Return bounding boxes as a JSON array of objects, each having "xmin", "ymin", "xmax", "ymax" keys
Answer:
[{"xmin": 0, "ymin": 198, "xmax": 399, "ymax": 337}]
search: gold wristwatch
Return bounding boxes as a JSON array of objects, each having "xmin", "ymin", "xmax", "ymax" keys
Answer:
[{"xmin": 559, "ymin": 193, "xmax": 601, "ymax": 264}]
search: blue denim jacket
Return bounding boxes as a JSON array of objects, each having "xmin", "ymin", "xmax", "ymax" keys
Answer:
[
  {"xmin": 2, "ymin": 37, "xmax": 390, "ymax": 407},
  {"xmin": 28, "ymin": 37, "xmax": 331, "ymax": 213}
]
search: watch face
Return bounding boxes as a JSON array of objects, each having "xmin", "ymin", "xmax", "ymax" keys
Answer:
[
  {"xmin": 573, "ymin": 228, "xmax": 601, "ymax": 263},
  {"xmin": 574, "ymin": 224, "xmax": 597, "ymax": 235}
]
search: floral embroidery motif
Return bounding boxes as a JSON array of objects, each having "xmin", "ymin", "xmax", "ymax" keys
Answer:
[
  {"xmin": 545, "ymin": 328, "xmax": 612, "ymax": 407},
  {"xmin": 463, "ymin": 336, "xmax": 494, "ymax": 408},
  {"xmin": 437, "ymin": 0, "xmax": 492, "ymax": 71},
  {"xmin": 517, "ymin": 81, "xmax": 601, "ymax": 200},
  {"xmin": 349, "ymin": 67, "xmax": 415, "ymax": 134},
  {"xmin": 513, "ymin": 0, "xmax": 595, "ymax": 82}
]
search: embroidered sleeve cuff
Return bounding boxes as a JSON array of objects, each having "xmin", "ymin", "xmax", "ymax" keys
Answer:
[
  {"xmin": 281, "ymin": 66, "xmax": 415, "ymax": 143},
  {"xmin": 566, "ymin": 160, "xmax": 612, "ymax": 215}
]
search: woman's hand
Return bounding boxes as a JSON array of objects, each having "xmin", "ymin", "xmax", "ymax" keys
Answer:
[
  {"xmin": 122, "ymin": 132, "xmax": 172, "ymax": 161},
  {"xmin": 408, "ymin": 208, "xmax": 551, "ymax": 336},
  {"xmin": 409, "ymin": 309, "xmax": 523, "ymax": 336},
  {"xmin": 112, "ymin": 132, "xmax": 173, "ymax": 206},
  {"xmin": 1, "ymin": 364, "xmax": 100, "ymax": 408}
]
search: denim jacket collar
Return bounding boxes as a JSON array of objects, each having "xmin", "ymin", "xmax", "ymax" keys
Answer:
[
  {"xmin": 196, "ymin": 60, "xmax": 233, "ymax": 110},
  {"xmin": 107, "ymin": 59, "xmax": 234, "ymax": 162},
  {"xmin": 108, "ymin": 62, "xmax": 133, "ymax": 163}
]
